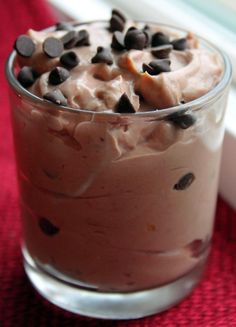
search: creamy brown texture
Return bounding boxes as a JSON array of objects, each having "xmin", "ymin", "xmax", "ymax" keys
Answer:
[
  {"xmin": 12, "ymin": 20, "xmax": 228, "ymax": 292},
  {"xmin": 17, "ymin": 21, "xmax": 223, "ymax": 111}
]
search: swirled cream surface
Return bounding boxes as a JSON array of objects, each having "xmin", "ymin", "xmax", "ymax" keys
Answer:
[{"xmin": 15, "ymin": 18, "xmax": 223, "ymax": 112}]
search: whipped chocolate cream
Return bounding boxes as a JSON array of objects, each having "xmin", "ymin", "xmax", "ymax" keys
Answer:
[
  {"xmin": 15, "ymin": 14, "xmax": 223, "ymax": 112},
  {"xmin": 11, "ymin": 10, "xmax": 228, "ymax": 292}
]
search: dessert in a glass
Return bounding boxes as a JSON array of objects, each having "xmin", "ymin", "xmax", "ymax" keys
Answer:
[{"xmin": 6, "ymin": 9, "xmax": 231, "ymax": 319}]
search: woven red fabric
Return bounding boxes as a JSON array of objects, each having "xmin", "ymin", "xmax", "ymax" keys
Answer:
[{"xmin": 1, "ymin": 1, "xmax": 236, "ymax": 326}]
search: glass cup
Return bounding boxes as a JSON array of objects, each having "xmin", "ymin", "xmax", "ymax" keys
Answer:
[{"xmin": 6, "ymin": 23, "xmax": 232, "ymax": 319}]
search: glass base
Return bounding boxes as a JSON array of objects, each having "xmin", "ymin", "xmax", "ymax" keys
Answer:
[{"xmin": 23, "ymin": 247, "xmax": 206, "ymax": 320}]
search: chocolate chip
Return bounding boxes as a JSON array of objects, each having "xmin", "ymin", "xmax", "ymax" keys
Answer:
[
  {"xmin": 142, "ymin": 25, "xmax": 152, "ymax": 47},
  {"xmin": 168, "ymin": 111, "xmax": 196, "ymax": 129},
  {"xmin": 17, "ymin": 66, "xmax": 40, "ymax": 88},
  {"xmin": 14, "ymin": 35, "xmax": 35, "ymax": 57},
  {"xmin": 171, "ymin": 38, "xmax": 187, "ymax": 51},
  {"xmin": 150, "ymin": 59, "xmax": 171, "ymax": 70},
  {"xmin": 124, "ymin": 28, "xmax": 147, "ymax": 50},
  {"xmin": 75, "ymin": 29, "xmax": 90, "ymax": 46},
  {"xmin": 91, "ymin": 47, "xmax": 113, "ymax": 65},
  {"xmin": 142, "ymin": 63, "xmax": 155, "ymax": 75},
  {"xmin": 48, "ymin": 67, "xmax": 70, "ymax": 85},
  {"xmin": 115, "ymin": 93, "xmax": 135, "ymax": 113},
  {"xmin": 112, "ymin": 9, "xmax": 126, "ymax": 23},
  {"xmin": 61, "ymin": 30, "xmax": 76, "ymax": 47},
  {"xmin": 111, "ymin": 31, "xmax": 125, "ymax": 50},
  {"xmin": 42, "ymin": 168, "xmax": 59, "ymax": 180},
  {"xmin": 188, "ymin": 239, "xmax": 209, "ymax": 258},
  {"xmin": 151, "ymin": 44, "xmax": 173, "ymax": 59},
  {"xmin": 143, "ymin": 59, "xmax": 171, "ymax": 75},
  {"xmin": 174, "ymin": 172, "xmax": 195, "ymax": 190},
  {"xmin": 152, "ymin": 32, "xmax": 170, "ymax": 47},
  {"xmin": 38, "ymin": 217, "xmax": 60, "ymax": 236},
  {"xmin": 43, "ymin": 89, "xmax": 67, "ymax": 106},
  {"xmin": 63, "ymin": 35, "xmax": 77, "ymax": 49},
  {"xmin": 143, "ymin": 24, "xmax": 150, "ymax": 30},
  {"xmin": 63, "ymin": 29, "xmax": 90, "ymax": 49},
  {"xmin": 60, "ymin": 51, "xmax": 79, "ymax": 69},
  {"xmin": 56, "ymin": 22, "xmax": 74, "ymax": 31},
  {"xmin": 110, "ymin": 14, "xmax": 125, "ymax": 32},
  {"xmin": 143, "ymin": 28, "xmax": 152, "ymax": 47},
  {"xmin": 127, "ymin": 27, "xmax": 137, "ymax": 32},
  {"xmin": 43, "ymin": 37, "xmax": 64, "ymax": 58}
]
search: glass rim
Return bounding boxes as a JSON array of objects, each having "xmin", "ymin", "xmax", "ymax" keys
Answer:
[{"xmin": 5, "ymin": 20, "xmax": 232, "ymax": 119}]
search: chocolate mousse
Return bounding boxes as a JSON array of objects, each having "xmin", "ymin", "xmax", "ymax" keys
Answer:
[
  {"xmin": 11, "ymin": 10, "xmax": 225, "ymax": 292},
  {"xmin": 14, "ymin": 13, "xmax": 222, "ymax": 112}
]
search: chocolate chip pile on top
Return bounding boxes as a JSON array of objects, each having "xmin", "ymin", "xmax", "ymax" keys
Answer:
[{"xmin": 14, "ymin": 9, "xmax": 191, "ymax": 115}]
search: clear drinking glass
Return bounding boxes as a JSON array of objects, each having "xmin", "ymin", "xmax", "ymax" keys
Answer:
[{"xmin": 6, "ymin": 23, "xmax": 232, "ymax": 319}]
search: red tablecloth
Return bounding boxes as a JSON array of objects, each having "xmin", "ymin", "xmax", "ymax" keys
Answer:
[{"xmin": 1, "ymin": 1, "xmax": 236, "ymax": 326}]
